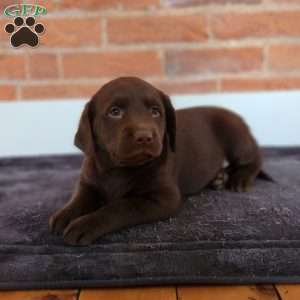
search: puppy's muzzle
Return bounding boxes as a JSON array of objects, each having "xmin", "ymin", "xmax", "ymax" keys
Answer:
[
  {"xmin": 115, "ymin": 126, "xmax": 161, "ymax": 166},
  {"xmin": 134, "ymin": 129, "xmax": 154, "ymax": 146}
]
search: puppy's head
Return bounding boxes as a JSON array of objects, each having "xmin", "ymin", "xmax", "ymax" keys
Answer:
[{"xmin": 75, "ymin": 77, "xmax": 176, "ymax": 167}]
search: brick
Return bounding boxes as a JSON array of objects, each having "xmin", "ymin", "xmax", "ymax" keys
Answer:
[
  {"xmin": 0, "ymin": 0, "xmax": 18, "ymax": 11},
  {"xmin": 119, "ymin": 0, "xmax": 160, "ymax": 8},
  {"xmin": 164, "ymin": 0, "xmax": 261, "ymax": 7},
  {"xmin": 0, "ymin": 54, "xmax": 25, "ymax": 79},
  {"xmin": 1, "ymin": 19, "xmax": 10, "ymax": 46},
  {"xmin": 21, "ymin": 83, "xmax": 100, "ymax": 100},
  {"xmin": 155, "ymin": 80, "xmax": 217, "ymax": 94},
  {"xmin": 268, "ymin": 0, "xmax": 300, "ymax": 3},
  {"xmin": 58, "ymin": 0, "xmax": 159, "ymax": 10},
  {"xmin": 269, "ymin": 45, "xmax": 300, "ymax": 71},
  {"xmin": 40, "ymin": 17, "xmax": 101, "ymax": 47},
  {"xmin": 108, "ymin": 15, "xmax": 208, "ymax": 44},
  {"xmin": 58, "ymin": 0, "xmax": 117, "ymax": 10},
  {"xmin": 0, "ymin": 85, "xmax": 16, "ymax": 101},
  {"xmin": 165, "ymin": 47, "xmax": 262, "ymax": 76},
  {"xmin": 29, "ymin": 54, "xmax": 59, "ymax": 79},
  {"xmin": 222, "ymin": 77, "xmax": 300, "ymax": 91},
  {"xmin": 212, "ymin": 12, "xmax": 300, "ymax": 39},
  {"xmin": 63, "ymin": 51, "xmax": 163, "ymax": 78}
]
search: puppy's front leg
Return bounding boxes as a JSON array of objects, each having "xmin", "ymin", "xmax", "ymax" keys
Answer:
[
  {"xmin": 49, "ymin": 183, "xmax": 103, "ymax": 235},
  {"xmin": 63, "ymin": 185, "xmax": 181, "ymax": 246}
]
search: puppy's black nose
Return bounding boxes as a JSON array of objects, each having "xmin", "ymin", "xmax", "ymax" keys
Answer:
[{"xmin": 134, "ymin": 130, "xmax": 153, "ymax": 145}]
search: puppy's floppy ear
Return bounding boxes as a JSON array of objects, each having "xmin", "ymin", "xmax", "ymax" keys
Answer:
[
  {"xmin": 160, "ymin": 91, "xmax": 176, "ymax": 152},
  {"xmin": 74, "ymin": 98, "xmax": 96, "ymax": 156}
]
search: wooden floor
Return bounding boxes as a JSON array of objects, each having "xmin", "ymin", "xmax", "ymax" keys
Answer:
[{"xmin": 0, "ymin": 284, "xmax": 298, "ymax": 300}]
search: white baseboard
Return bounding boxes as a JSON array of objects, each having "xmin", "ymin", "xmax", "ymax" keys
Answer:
[{"xmin": 1, "ymin": 90, "xmax": 300, "ymax": 157}]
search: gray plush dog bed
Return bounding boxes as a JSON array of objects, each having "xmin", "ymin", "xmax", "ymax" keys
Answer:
[{"xmin": 0, "ymin": 148, "xmax": 300, "ymax": 290}]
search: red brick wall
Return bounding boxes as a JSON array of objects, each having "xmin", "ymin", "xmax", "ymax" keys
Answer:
[{"xmin": 1, "ymin": 0, "xmax": 300, "ymax": 101}]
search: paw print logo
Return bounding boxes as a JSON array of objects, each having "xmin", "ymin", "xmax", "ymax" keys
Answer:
[{"xmin": 5, "ymin": 16, "xmax": 45, "ymax": 48}]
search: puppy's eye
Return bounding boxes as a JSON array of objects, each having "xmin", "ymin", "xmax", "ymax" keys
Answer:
[
  {"xmin": 108, "ymin": 106, "xmax": 123, "ymax": 119},
  {"xmin": 151, "ymin": 106, "xmax": 161, "ymax": 118}
]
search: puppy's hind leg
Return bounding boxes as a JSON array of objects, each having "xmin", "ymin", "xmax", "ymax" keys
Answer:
[
  {"xmin": 211, "ymin": 108, "xmax": 262, "ymax": 192},
  {"xmin": 226, "ymin": 141, "xmax": 262, "ymax": 193}
]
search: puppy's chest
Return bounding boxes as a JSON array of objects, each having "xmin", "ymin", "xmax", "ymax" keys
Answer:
[{"xmin": 91, "ymin": 168, "xmax": 160, "ymax": 200}]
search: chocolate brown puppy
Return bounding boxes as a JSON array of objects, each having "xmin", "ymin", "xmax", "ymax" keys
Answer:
[{"xmin": 49, "ymin": 77, "xmax": 262, "ymax": 245}]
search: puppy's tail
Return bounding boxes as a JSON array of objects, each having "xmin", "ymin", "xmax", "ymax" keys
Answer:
[{"xmin": 257, "ymin": 170, "xmax": 275, "ymax": 182}]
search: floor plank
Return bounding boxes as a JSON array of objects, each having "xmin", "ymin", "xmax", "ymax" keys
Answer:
[
  {"xmin": 79, "ymin": 286, "xmax": 177, "ymax": 300},
  {"xmin": 276, "ymin": 284, "xmax": 300, "ymax": 300},
  {"xmin": 177, "ymin": 285, "xmax": 279, "ymax": 300},
  {"xmin": 0, "ymin": 289, "xmax": 78, "ymax": 300}
]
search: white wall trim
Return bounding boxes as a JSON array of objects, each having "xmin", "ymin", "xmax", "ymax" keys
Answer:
[{"xmin": 1, "ymin": 90, "xmax": 300, "ymax": 157}]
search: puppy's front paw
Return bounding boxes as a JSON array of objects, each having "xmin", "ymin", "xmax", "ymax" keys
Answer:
[
  {"xmin": 63, "ymin": 214, "xmax": 101, "ymax": 246},
  {"xmin": 49, "ymin": 207, "xmax": 77, "ymax": 235}
]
